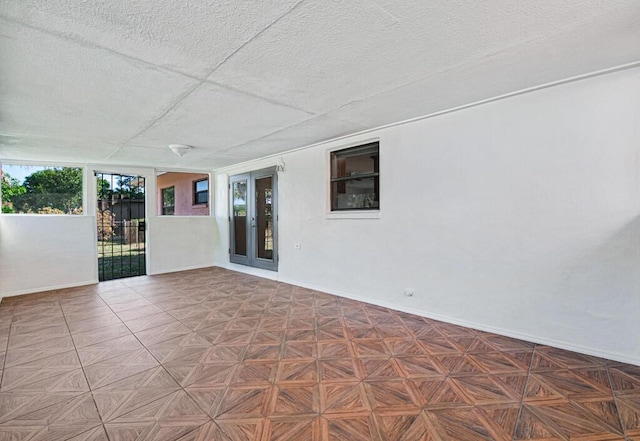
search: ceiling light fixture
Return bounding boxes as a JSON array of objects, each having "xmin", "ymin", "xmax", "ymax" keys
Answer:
[{"xmin": 168, "ymin": 144, "xmax": 192, "ymax": 157}]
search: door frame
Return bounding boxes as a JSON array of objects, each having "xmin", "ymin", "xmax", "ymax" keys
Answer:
[{"xmin": 229, "ymin": 167, "xmax": 278, "ymax": 271}]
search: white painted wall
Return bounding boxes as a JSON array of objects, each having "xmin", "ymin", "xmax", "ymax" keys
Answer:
[
  {"xmin": 0, "ymin": 215, "xmax": 97, "ymax": 296},
  {"xmin": 148, "ymin": 216, "xmax": 216, "ymax": 274},
  {"xmin": 215, "ymin": 67, "xmax": 640, "ymax": 364},
  {"xmin": 0, "ymin": 165, "xmax": 217, "ymax": 298}
]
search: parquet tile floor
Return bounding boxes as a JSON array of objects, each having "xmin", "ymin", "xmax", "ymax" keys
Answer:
[{"xmin": 0, "ymin": 267, "xmax": 638, "ymax": 440}]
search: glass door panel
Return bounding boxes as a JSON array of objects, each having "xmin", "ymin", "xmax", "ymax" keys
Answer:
[
  {"xmin": 255, "ymin": 176, "xmax": 273, "ymax": 261},
  {"xmin": 232, "ymin": 180, "xmax": 248, "ymax": 257}
]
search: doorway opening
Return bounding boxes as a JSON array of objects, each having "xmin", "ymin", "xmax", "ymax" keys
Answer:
[
  {"xmin": 96, "ymin": 172, "xmax": 146, "ymax": 281},
  {"xmin": 229, "ymin": 167, "xmax": 278, "ymax": 271}
]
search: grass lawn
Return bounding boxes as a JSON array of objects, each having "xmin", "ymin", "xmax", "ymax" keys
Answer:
[{"xmin": 98, "ymin": 241, "xmax": 146, "ymax": 281}]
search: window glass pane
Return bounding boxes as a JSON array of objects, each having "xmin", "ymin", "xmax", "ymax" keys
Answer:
[
  {"xmin": 195, "ymin": 190, "xmax": 208, "ymax": 204},
  {"xmin": 195, "ymin": 180, "xmax": 208, "ymax": 192},
  {"xmin": 330, "ymin": 142, "xmax": 379, "ymax": 211},
  {"xmin": 232, "ymin": 180, "xmax": 247, "ymax": 256},
  {"xmin": 156, "ymin": 171, "xmax": 209, "ymax": 215},
  {"xmin": 194, "ymin": 179, "xmax": 208, "ymax": 205},
  {"xmin": 331, "ymin": 176, "xmax": 379, "ymax": 210},
  {"xmin": 161, "ymin": 187, "xmax": 175, "ymax": 216},
  {"xmin": 1, "ymin": 164, "xmax": 83, "ymax": 214},
  {"xmin": 331, "ymin": 143, "xmax": 379, "ymax": 178},
  {"xmin": 162, "ymin": 187, "xmax": 174, "ymax": 206}
]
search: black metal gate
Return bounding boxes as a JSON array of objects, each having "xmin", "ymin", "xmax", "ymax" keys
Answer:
[{"xmin": 96, "ymin": 172, "xmax": 146, "ymax": 281}]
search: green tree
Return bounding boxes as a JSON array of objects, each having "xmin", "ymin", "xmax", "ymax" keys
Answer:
[
  {"xmin": 114, "ymin": 176, "xmax": 144, "ymax": 200},
  {"xmin": 1, "ymin": 173, "xmax": 26, "ymax": 213},
  {"xmin": 97, "ymin": 178, "xmax": 112, "ymax": 199},
  {"xmin": 13, "ymin": 167, "xmax": 82, "ymax": 214}
]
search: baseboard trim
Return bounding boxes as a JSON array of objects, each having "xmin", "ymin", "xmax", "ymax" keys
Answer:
[
  {"xmin": 1, "ymin": 279, "xmax": 98, "ymax": 299},
  {"xmin": 274, "ymin": 274, "xmax": 640, "ymax": 367}
]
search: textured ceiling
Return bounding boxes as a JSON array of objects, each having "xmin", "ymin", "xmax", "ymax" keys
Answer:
[{"xmin": 1, "ymin": 0, "xmax": 639, "ymax": 170}]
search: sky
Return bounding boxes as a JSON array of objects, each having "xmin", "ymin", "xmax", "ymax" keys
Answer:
[
  {"xmin": 2, "ymin": 165, "xmax": 121, "ymax": 188},
  {"xmin": 1, "ymin": 164, "xmax": 45, "ymax": 183}
]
